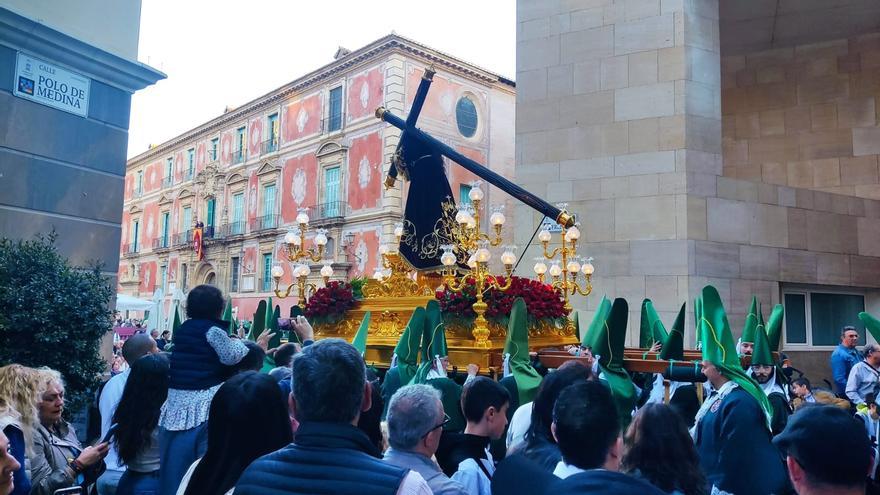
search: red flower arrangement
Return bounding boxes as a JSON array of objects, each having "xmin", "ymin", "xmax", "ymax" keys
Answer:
[
  {"xmin": 435, "ymin": 276, "xmax": 568, "ymax": 322},
  {"xmin": 304, "ymin": 281, "xmax": 356, "ymax": 323}
]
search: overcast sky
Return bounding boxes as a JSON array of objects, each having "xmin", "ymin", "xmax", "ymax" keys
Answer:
[{"xmin": 127, "ymin": 0, "xmax": 515, "ymax": 158}]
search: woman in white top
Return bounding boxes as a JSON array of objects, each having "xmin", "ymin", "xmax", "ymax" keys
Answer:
[{"xmin": 177, "ymin": 372, "xmax": 292, "ymax": 495}]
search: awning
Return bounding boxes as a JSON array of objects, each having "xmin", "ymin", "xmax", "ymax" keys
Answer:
[{"xmin": 115, "ymin": 294, "xmax": 153, "ymax": 311}]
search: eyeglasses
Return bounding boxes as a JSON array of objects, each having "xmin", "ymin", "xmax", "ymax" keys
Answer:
[{"xmin": 423, "ymin": 413, "xmax": 451, "ymax": 437}]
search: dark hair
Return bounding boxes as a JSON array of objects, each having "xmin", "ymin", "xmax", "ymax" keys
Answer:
[
  {"xmin": 291, "ymin": 339, "xmax": 365, "ymax": 423},
  {"xmin": 842, "ymin": 326, "xmax": 857, "ymax": 336},
  {"xmin": 554, "ymin": 381, "xmax": 618, "ymax": 470},
  {"xmin": 526, "ymin": 363, "xmax": 591, "ymax": 445},
  {"xmin": 186, "ymin": 284, "xmax": 224, "ymax": 320},
  {"xmin": 161, "ymin": 330, "xmax": 171, "ymax": 338},
  {"xmin": 112, "ymin": 354, "xmax": 169, "ymax": 465},
  {"xmin": 792, "ymin": 377, "xmax": 811, "ymax": 390},
  {"xmin": 621, "ymin": 403, "xmax": 708, "ymax": 495},
  {"xmin": 461, "ymin": 376, "xmax": 509, "ymax": 423},
  {"xmin": 866, "ymin": 393, "xmax": 876, "ymax": 407},
  {"xmin": 357, "ymin": 376, "xmax": 384, "ymax": 452},
  {"xmin": 235, "ymin": 341, "xmax": 265, "ymax": 373},
  {"xmin": 273, "ymin": 343, "xmax": 299, "ymax": 368},
  {"xmin": 122, "ymin": 333, "xmax": 156, "ymax": 364},
  {"xmin": 184, "ymin": 372, "xmax": 292, "ymax": 495}
]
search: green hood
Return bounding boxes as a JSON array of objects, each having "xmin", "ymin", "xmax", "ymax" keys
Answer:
[
  {"xmin": 222, "ymin": 299, "xmax": 234, "ymax": 335},
  {"xmin": 694, "ymin": 296, "xmax": 702, "ymax": 347},
  {"xmin": 351, "ymin": 311, "xmax": 371, "ymax": 356},
  {"xmin": 267, "ymin": 302, "xmax": 282, "ymax": 350},
  {"xmin": 393, "ymin": 307, "xmax": 425, "ymax": 385},
  {"xmin": 572, "ymin": 311, "xmax": 581, "ymax": 341},
  {"xmin": 858, "ymin": 311, "xmax": 880, "ymax": 343},
  {"xmin": 589, "ymin": 297, "xmax": 637, "ymax": 429},
  {"xmin": 659, "ymin": 302, "xmax": 686, "ymax": 361},
  {"xmin": 503, "ymin": 298, "xmax": 542, "ymax": 405},
  {"xmin": 639, "ymin": 299, "xmax": 667, "ymax": 348},
  {"xmin": 741, "ymin": 296, "xmax": 759, "ymax": 346},
  {"xmin": 248, "ymin": 300, "xmax": 267, "ymax": 341},
  {"xmin": 412, "ymin": 300, "xmax": 449, "ymax": 385},
  {"xmin": 172, "ymin": 304, "xmax": 183, "ymax": 333},
  {"xmin": 766, "ymin": 305, "xmax": 785, "ymax": 353},
  {"xmin": 700, "ymin": 286, "xmax": 773, "ymax": 429},
  {"xmin": 582, "ymin": 296, "xmax": 612, "ymax": 350},
  {"xmin": 750, "ymin": 321, "xmax": 774, "ymax": 367}
]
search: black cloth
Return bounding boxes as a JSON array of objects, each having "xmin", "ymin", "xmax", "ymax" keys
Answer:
[
  {"xmin": 519, "ymin": 437, "xmax": 561, "ymax": 473},
  {"xmin": 768, "ymin": 391, "xmax": 791, "ymax": 436},
  {"xmin": 668, "ymin": 384, "xmax": 701, "ymax": 428},
  {"xmin": 235, "ymin": 422, "xmax": 407, "ymax": 495},
  {"xmin": 437, "ymin": 432, "xmax": 492, "ymax": 478},
  {"xmin": 168, "ymin": 318, "xmax": 234, "ymax": 390},
  {"xmin": 694, "ymin": 387, "xmax": 788, "ymax": 494},
  {"xmin": 491, "ymin": 454, "xmax": 666, "ymax": 495},
  {"xmin": 155, "ymin": 338, "xmax": 167, "ymax": 351}
]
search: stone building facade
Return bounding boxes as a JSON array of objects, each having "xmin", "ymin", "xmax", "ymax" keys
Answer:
[
  {"xmin": 119, "ymin": 34, "xmax": 515, "ymax": 323},
  {"xmin": 516, "ymin": 0, "xmax": 880, "ymax": 379}
]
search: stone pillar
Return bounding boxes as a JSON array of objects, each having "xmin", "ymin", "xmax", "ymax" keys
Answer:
[{"xmin": 516, "ymin": 0, "xmax": 721, "ymax": 344}]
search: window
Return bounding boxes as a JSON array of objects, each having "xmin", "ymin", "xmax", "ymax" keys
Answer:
[
  {"xmin": 231, "ymin": 192, "xmax": 244, "ymax": 234},
  {"xmin": 181, "ymin": 263, "xmax": 188, "ymax": 290},
  {"xmin": 455, "ymin": 95, "xmax": 478, "ymax": 138},
  {"xmin": 324, "ymin": 167, "xmax": 340, "ymax": 216},
  {"xmin": 160, "ymin": 211, "xmax": 170, "ymax": 247},
  {"xmin": 459, "ymin": 184, "xmax": 472, "ymax": 205},
  {"xmin": 136, "ymin": 170, "xmax": 143, "ymax": 194},
  {"xmin": 268, "ymin": 113, "xmax": 279, "ymax": 149},
  {"xmin": 131, "ymin": 220, "xmax": 140, "ymax": 252},
  {"xmin": 160, "ymin": 264, "xmax": 167, "ymax": 291},
  {"xmin": 186, "ymin": 148, "xmax": 195, "ymax": 179},
  {"xmin": 230, "ymin": 257, "xmax": 240, "ymax": 292},
  {"xmin": 328, "ymin": 87, "xmax": 342, "ymax": 132},
  {"xmin": 206, "ymin": 198, "xmax": 215, "ymax": 229},
  {"xmin": 783, "ymin": 288, "xmax": 867, "ymax": 347},
  {"xmin": 235, "ymin": 126, "xmax": 246, "ymax": 161},
  {"xmin": 262, "ymin": 253, "xmax": 273, "ymax": 292},
  {"xmin": 210, "ymin": 138, "xmax": 219, "ymax": 161},
  {"xmin": 182, "ymin": 206, "xmax": 192, "ymax": 236},
  {"xmin": 165, "ymin": 157, "xmax": 173, "ymax": 184},
  {"xmin": 263, "ymin": 183, "xmax": 277, "ymax": 218}
]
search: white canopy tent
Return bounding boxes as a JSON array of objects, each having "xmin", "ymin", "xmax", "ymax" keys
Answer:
[{"xmin": 115, "ymin": 294, "xmax": 153, "ymax": 312}]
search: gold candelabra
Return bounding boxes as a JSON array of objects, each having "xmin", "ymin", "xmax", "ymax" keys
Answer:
[
  {"xmin": 533, "ymin": 206, "xmax": 594, "ymax": 315},
  {"xmin": 272, "ymin": 208, "xmax": 333, "ymax": 302}
]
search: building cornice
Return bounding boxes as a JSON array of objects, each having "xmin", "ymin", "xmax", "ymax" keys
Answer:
[
  {"xmin": 127, "ymin": 33, "xmax": 514, "ymax": 166},
  {"xmin": 0, "ymin": 7, "xmax": 165, "ymax": 94}
]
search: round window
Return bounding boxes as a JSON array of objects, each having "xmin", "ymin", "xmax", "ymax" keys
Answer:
[{"xmin": 456, "ymin": 96, "xmax": 478, "ymax": 138}]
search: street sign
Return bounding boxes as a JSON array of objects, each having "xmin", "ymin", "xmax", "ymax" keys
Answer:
[{"xmin": 14, "ymin": 52, "xmax": 90, "ymax": 117}]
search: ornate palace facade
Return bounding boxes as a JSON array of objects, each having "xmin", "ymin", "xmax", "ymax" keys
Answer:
[{"xmin": 118, "ymin": 34, "xmax": 515, "ymax": 322}]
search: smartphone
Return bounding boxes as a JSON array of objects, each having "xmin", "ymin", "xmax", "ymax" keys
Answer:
[
  {"xmin": 54, "ymin": 488, "xmax": 83, "ymax": 495},
  {"xmin": 101, "ymin": 423, "xmax": 119, "ymax": 444}
]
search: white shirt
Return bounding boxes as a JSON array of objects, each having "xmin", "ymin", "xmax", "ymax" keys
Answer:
[
  {"xmin": 98, "ymin": 368, "xmax": 130, "ymax": 471},
  {"xmin": 552, "ymin": 461, "xmax": 588, "ymax": 479},
  {"xmin": 505, "ymin": 401, "xmax": 533, "ymax": 453},
  {"xmin": 451, "ymin": 452, "xmax": 494, "ymax": 495}
]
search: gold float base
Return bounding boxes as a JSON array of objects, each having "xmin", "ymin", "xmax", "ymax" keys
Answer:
[{"xmin": 313, "ymin": 295, "xmax": 578, "ymax": 372}]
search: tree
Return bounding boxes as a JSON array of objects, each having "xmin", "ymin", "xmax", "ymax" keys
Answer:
[{"xmin": 0, "ymin": 234, "xmax": 113, "ymax": 415}]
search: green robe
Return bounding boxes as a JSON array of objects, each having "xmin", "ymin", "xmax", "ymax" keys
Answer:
[{"xmin": 381, "ymin": 367, "xmax": 404, "ymax": 420}]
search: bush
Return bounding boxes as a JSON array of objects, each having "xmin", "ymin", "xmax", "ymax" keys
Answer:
[{"xmin": 0, "ymin": 233, "xmax": 113, "ymax": 416}]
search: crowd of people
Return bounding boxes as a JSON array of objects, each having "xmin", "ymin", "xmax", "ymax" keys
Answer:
[{"xmin": 0, "ymin": 284, "xmax": 877, "ymax": 495}]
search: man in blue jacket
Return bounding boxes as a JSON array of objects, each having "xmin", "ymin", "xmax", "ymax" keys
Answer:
[{"xmin": 832, "ymin": 326, "xmax": 861, "ymax": 396}]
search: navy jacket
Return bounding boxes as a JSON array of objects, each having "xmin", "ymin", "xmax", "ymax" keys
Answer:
[
  {"xmin": 694, "ymin": 387, "xmax": 788, "ymax": 494},
  {"xmin": 235, "ymin": 422, "xmax": 407, "ymax": 495},
  {"xmin": 491, "ymin": 454, "xmax": 665, "ymax": 495},
  {"xmin": 169, "ymin": 318, "xmax": 233, "ymax": 390}
]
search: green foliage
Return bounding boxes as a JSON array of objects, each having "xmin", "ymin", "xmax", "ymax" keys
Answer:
[
  {"xmin": 0, "ymin": 234, "xmax": 113, "ymax": 416},
  {"xmin": 349, "ymin": 276, "xmax": 369, "ymax": 300}
]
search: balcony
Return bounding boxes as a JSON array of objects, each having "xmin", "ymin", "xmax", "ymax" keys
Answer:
[
  {"xmin": 261, "ymin": 138, "xmax": 279, "ymax": 155},
  {"xmin": 133, "ymin": 189, "xmax": 143, "ymax": 199},
  {"xmin": 152, "ymin": 237, "xmax": 172, "ymax": 251},
  {"xmin": 231, "ymin": 148, "xmax": 246, "ymax": 165},
  {"xmin": 221, "ymin": 221, "xmax": 246, "ymax": 237},
  {"xmin": 259, "ymin": 277, "xmax": 273, "ymax": 292},
  {"xmin": 250, "ymin": 214, "xmax": 279, "ymax": 232},
  {"xmin": 173, "ymin": 230, "xmax": 193, "ymax": 247},
  {"xmin": 308, "ymin": 201, "xmax": 348, "ymax": 227},
  {"xmin": 122, "ymin": 243, "xmax": 138, "ymax": 257},
  {"xmin": 162, "ymin": 176, "xmax": 173, "ymax": 189},
  {"xmin": 184, "ymin": 169, "xmax": 194, "ymax": 181},
  {"xmin": 321, "ymin": 115, "xmax": 343, "ymax": 133}
]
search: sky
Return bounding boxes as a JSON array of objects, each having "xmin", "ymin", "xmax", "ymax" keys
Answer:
[{"xmin": 128, "ymin": 0, "xmax": 516, "ymax": 158}]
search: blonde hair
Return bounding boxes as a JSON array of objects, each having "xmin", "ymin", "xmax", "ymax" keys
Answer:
[{"xmin": 0, "ymin": 364, "xmax": 51, "ymax": 457}]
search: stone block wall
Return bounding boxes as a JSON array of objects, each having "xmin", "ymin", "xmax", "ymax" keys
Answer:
[{"xmin": 722, "ymin": 33, "xmax": 880, "ymax": 200}]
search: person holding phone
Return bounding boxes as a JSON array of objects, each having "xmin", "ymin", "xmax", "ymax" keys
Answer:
[{"xmin": 30, "ymin": 368, "xmax": 108, "ymax": 495}]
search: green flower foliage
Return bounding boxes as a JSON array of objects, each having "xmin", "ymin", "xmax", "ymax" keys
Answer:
[{"xmin": 0, "ymin": 234, "xmax": 113, "ymax": 416}]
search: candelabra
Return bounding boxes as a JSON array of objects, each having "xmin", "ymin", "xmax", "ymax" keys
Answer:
[
  {"xmin": 364, "ymin": 222, "xmax": 435, "ymax": 298},
  {"xmin": 271, "ymin": 261, "xmax": 334, "ymax": 303},
  {"xmin": 272, "ymin": 207, "xmax": 334, "ymax": 302},
  {"xmin": 533, "ymin": 205, "xmax": 594, "ymax": 315}
]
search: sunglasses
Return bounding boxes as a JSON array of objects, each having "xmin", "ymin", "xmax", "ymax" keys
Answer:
[{"xmin": 424, "ymin": 413, "xmax": 451, "ymax": 437}]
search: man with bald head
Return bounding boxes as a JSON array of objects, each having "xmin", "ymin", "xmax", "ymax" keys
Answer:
[{"xmin": 96, "ymin": 332, "xmax": 159, "ymax": 494}]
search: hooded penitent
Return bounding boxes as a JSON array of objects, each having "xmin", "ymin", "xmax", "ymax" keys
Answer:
[
  {"xmin": 351, "ymin": 311, "xmax": 371, "ymax": 356},
  {"xmin": 739, "ymin": 296, "xmax": 760, "ymax": 354},
  {"xmin": 859, "ymin": 311, "xmax": 880, "ymax": 343},
  {"xmin": 700, "ymin": 285, "xmax": 773, "ymax": 429},
  {"xmin": 765, "ymin": 305, "xmax": 785, "ymax": 353},
  {"xmin": 660, "ymin": 302, "xmax": 686, "ymax": 361},
  {"xmin": 392, "ymin": 306, "xmax": 425, "ymax": 386},
  {"xmin": 502, "ymin": 297, "xmax": 542, "ymax": 405},
  {"xmin": 412, "ymin": 300, "xmax": 448, "ymax": 384},
  {"xmin": 582, "ymin": 297, "xmax": 637, "ymax": 428},
  {"xmin": 639, "ymin": 299, "xmax": 668, "ymax": 349}
]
